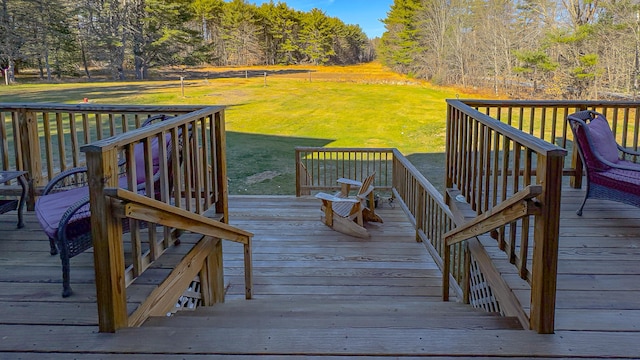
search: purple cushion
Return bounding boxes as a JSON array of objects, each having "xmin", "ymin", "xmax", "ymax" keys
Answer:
[
  {"xmin": 593, "ymin": 167, "xmax": 640, "ymax": 197},
  {"xmin": 588, "ymin": 116, "xmax": 619, "ymax": 164},
  {"xmin": 133, "ymin": 136, "xmax": 161, "ymax": 185},
  {"xmin": 35, "ymin": 187, "xmax": 89, "ymax": 239},
  {"xmin": 132, "ymin": 132, "xmax": 175, "ymax": 185}
]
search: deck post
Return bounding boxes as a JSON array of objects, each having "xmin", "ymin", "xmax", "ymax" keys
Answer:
[
  {"xmin": 569, "ymin": 105, "xmax": 588, "ymax": 189},
  {"xmin": 16, "ymin": 109, "xmax": 42, "ymax": 210},
  {"xmin": 530, "ymin": 153, "xmax": 563, "ymax": 334},
  {"xmin": 570, "ymin": 149, "xmax": 583, "ymax": 189},
  {"xmin": 85, "ymin": 147, "xmax": 128, "ymax": 332},
  {"xmin": 214, "ymin": 111, "xmax": 229, "ymax": 223},
  {"xmin": 295, "ymin": 149, "xmax": 302, "ymax": 197},
  {"xmin": 200, "ymin": 237, "xmax": 224, "ymax": 305}
]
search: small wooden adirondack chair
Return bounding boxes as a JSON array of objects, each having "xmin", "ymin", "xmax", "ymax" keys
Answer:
[{"xmin": 315, "ymin": 173, "xmax": 383, "ymax": 238}]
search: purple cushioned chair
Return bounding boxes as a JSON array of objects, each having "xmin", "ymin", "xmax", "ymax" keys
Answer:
[
  {"xmin": 35, "ymin": 114, "xmax": 178, "ymax": 297},
  {"xmin": 567, "ymin": 110, "xmax": 640, "ymax": 216}
]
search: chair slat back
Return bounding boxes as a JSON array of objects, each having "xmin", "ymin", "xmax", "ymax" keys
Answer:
[{"xmin": 357, "ymin": 172, "xmax": 376, "ymax": 196}]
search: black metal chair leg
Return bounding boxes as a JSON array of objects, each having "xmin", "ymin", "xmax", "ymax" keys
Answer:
[
  {"xmin": 576, "ymin": 183, "xmax": 590, "ymax": 216},
  {"xmin": 49, "ymin": 237, "xmax": 58, "ymax": 255},
  {"xmin": 576, "ymin": 196, "xmax": 587, "ymax": 216},
  {"xmin": 57, "ymin": 240, "xmax": 73, "ymax": 297}
]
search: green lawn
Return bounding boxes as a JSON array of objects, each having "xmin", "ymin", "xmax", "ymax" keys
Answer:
[{"xmin": 0, "ymin": 63, "xmax": 484, "ymax": 194}]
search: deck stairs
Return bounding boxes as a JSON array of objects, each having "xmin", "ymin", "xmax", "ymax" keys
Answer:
[
  {"xmin": 137, "ymin": 196, "xmax": 524, "ymax": 353},
  {"xmin": 140, "ymin": 296, "xmax": 523, "ymax": 355}
]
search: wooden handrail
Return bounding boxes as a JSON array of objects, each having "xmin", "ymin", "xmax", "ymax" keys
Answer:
[
  {"xmin": 0, "ymin": 103, "xmax": 202, "ymax": 112},
  {"xmin": 444, "ymin": 185, "xmax": 542, "ymax": 246},
  {"xmin": 447, "ymin": 100, "xmax": 567, "ymax": 156},
  {"xmin": 106, "ymin": 188, "xmax": 253, "ymax": 243},
  {"xmin": 442, "ymin": 185, "xmax": 542, "ymax": 303},
  {"xmin": 82, "ymin": 107, "xmax": 225, "ymax": 152},
  {"xmin": 106, "ymin": 187, "xmax": 253, "ymax": 305}
]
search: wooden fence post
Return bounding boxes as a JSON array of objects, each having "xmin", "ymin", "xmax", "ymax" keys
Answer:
[
  {"xmin": 17, "ymin": 110, "xmax": 42, "ymax": 209},
  {"xmin": 530, "ymin": 153, "xmax": 563, "ymax": 334},
  {"xmin": 85, "ymin": 146, "xmax": 128, "ymax": 332}
]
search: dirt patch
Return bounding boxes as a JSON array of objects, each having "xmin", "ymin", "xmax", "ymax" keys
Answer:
[{"xmin": 245, "ymin": 171, "xmax": 280, "ymax": 185}]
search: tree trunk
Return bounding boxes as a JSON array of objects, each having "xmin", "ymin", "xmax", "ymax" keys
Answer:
[
  {"xmin": 38, "ymin": 58, "xmax": 44, "ymax": 79},
  {"xmin": 81, "ymin": 44, "xmax": 91, "ymax": 79},
  {"xmin": 7, "ymin": 59, "xmax": 15, "ymax": 84},
  {"xmin": 45, "ymin": 49, "xmax": 51, "ymax": 81}
]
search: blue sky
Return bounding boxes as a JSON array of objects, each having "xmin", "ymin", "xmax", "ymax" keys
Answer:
[{"xmin": 248, "ymin": 0, "xmax": 393, "ymax": 38}]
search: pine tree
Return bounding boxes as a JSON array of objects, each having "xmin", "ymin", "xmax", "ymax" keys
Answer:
[
  {"xmin": 379, "ymin": 0, "xmax": 422, "ymax": 74},
  {"xmin": 299, "ymin": 8, "xmax": 335, "ymax": 65}
]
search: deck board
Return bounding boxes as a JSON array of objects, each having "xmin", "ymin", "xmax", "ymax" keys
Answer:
[{"xmin": 1, "ymin": 190, "xmax": 639, "ymax": 358}]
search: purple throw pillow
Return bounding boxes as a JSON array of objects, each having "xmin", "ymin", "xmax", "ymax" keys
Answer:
[{"xmin": 587, "ymin": 116, "xmax": 619, "ymax": 164}]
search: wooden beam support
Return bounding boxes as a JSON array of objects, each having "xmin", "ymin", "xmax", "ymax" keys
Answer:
[
  {"xmin": 467, "ymin": 238, "xmax": 530, "ymax": 329},
  {"xmin": 128, "ymin": 236, "xmax": 218, "ymax": 326}
]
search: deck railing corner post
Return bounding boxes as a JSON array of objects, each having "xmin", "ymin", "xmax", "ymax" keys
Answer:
[
  {"xmin": 530, "ymin": 154, "xmax": 563, "ymax": 334},
  {"xmin": 17, "ymin": 109, "xmax": 42, "ymax": 209},
  {"xmin": 85, "ymin": 147, "xmax": 128, "ymax": 332}
]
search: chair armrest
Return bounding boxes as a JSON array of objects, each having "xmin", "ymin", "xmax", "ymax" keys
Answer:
[
  {"xmin": 57, "ymin": 195, "xmax": 92, "ymax": 256},
  {"xmin": 337, "ymin": 178, "xmax": 362, "ymax": 187},
  {"xmin": 619, "ymin": 146, "xmax": 640, "ymax": 158},
  {"xmin": 42, "ymin": 167, "xmax": 89, "ymax": 195},
  {"xmin": 610, "ymin": 161, "xmax": 640, "ymax": 171},
  {"xmin": 356, "ymin": 185, "xmax": 375, "ymax": 199},
  {"xmin": 59, "ymin": 195, "xmax": 90, "ymax": 232},
  {"xmin": 315, "ymin": 192, "xmax": 359, "ymax": 203}
]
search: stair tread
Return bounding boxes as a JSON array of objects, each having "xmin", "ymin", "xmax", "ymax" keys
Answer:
[
  {"xmin": 174, "ymin": 297, "xmax": 497, "ymax": 315},
  {"xmin": 145, "ymin": 298, "xmax": 522, "ymax": 330}
]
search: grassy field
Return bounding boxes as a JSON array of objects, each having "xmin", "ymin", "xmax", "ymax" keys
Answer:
[{"xmin": 0, "ymin": 62, "xmax": 490, "ymax": 194}]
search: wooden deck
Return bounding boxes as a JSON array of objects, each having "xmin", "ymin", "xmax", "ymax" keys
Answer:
[{"xmin": 1, "ymin": 190, "xmax": 640, "ymax": 358}]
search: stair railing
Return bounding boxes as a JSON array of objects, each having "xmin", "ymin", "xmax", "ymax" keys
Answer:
[
  {"xmin": 82, "ymin": 106, "xmax": 239, "ymax": 332},
  {"xmin": 444, "ymin": 100, "xmax": 566, "ymax": 334},
  {"xmin": 106, "ymin": 188, "xmax": 252, "ymax": 327}
]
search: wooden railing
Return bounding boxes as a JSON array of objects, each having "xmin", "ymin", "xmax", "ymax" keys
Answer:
[
  {"xmin": 460, "ymin": 100, "xmax": 640, "ymax": 187},
  {"xmin": 443, "ymin": 100, "xmax": 567, "ymax": 333},
  {"xmin": 0, "ymin": 103, "xmax": 200, "ymax": 205},
  {"xmin": 391, "ymin": 149, "xmax": 455, "ymax": 275},
  {"xmin": 294, "ymin": 147, "xmax": 394, "ymax": 196},
  {"xmin": 81, "ymin": 106, "xmax": 252, "ymax": 332}
]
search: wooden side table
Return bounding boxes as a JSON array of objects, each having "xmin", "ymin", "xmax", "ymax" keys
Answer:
[{"xmin": 0, "ymin": 171, "xmax": 28, "ymax": 228}]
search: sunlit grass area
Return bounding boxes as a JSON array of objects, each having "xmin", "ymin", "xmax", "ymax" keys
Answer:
[{"xmin": 0, "ymin": 62, "xmax": 490, "ymax": 194}]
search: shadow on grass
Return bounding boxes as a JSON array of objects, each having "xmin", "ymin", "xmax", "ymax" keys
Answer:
[
  {"xmin": 1, "ymin": 83, "xmax": 182, "ymax": 104},
  {"xmin": 405, "ymin": 153, "xmax": 446, "ymax": 194},
  {"xmin": 227, "ymin": 131, "xmax": 332, "ymax": 195},
  {"xmin": 227, "ymin": 131, "xmax": 446, "ymax": 196}
]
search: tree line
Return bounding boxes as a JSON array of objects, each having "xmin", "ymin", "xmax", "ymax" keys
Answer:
[
  {"xmin": 379, "ymin": 0, "xmax": 640, "ymax": 99},
  {"xmin": 0, "ymin": 0, "xmax": 374, "ymax": 82}
]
